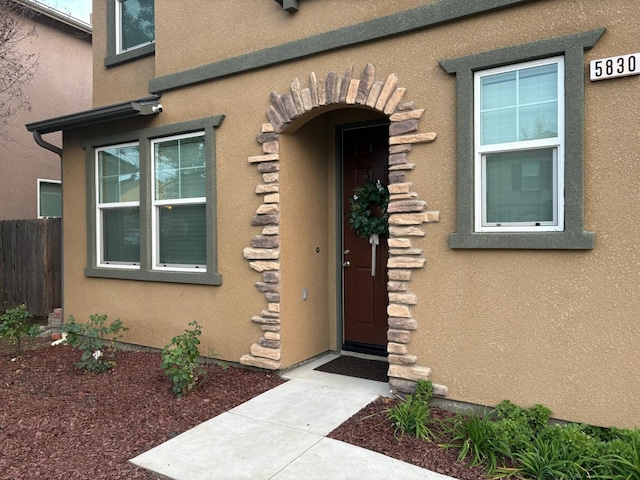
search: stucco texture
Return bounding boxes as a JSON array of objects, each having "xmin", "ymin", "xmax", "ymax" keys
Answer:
[{"xmin": 64, "ymin": 0, "xmax": 640, "ymax": 428}]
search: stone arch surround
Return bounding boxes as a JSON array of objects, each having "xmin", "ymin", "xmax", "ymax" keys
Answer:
[{"xmin": 241, "ymin": 64, "xmax": 447, "ymax": 396}]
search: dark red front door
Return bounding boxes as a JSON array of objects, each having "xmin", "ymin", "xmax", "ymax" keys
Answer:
[{"xmin": 341, "ymin": 123, "xmax": 389, "ymax": 354}]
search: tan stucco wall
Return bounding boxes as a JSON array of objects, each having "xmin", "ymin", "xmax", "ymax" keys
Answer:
[
  {"xmin": 66, "ymin": 0, "xmax": 640, "ymax": 427},
  {"xmin": 0, "ymin": 11, "xmax": 91, "ymax": 220}
]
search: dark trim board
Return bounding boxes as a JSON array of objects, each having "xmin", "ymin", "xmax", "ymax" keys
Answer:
[{"xmin": 148, "ymin": 0, "xmax": 541, "ymax": 94}]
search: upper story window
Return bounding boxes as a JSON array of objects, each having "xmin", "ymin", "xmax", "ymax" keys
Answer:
[
  {"xmin": 116, "ymin": 0, "xmax": 155, "ymax": 54},
  {"xmin": 105, "ymin": 0, "xmax": 155, "ymax": 67},
  {"xmin": 475, "ymin": 57, "xmax": 564, "ymax": 233}
]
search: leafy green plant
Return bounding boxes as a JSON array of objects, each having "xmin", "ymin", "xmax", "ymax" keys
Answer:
[
  {"xmin": 442, "ymin": 410, "xmax": 508, "ymax": 474},
  {"xmin": 0, "ymin": 304, "xmax": 40, "ymax": 357},
  {"xmin": 161, "ymin": 321, "xmax": 207, "ymax": 397},
  {"xmin": 594, "ymin": 437, "xmax": 640, "ymax": 480},
  {"xmin": 387, "ymin": 380, "xmax": 436, "ymax": 440},
  {"xmin": 62, "ymin": 313, "xmax": 128, "ymax": 373}
]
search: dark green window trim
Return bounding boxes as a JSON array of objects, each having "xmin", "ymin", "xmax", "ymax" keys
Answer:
[
  {"xmin": 83, "ymin": 116, "xmax": 225, "ymax": 285},
  {"xmin": 105, "ymin": 0, "xmax": 155, "ymax": 68},
  {"xmin": 148, "ymin": 0, "xmax": 540, "ymax": 94},
  {"xmin": 440, "ymin": 28, "xmax": 605, "ymax": 250}
]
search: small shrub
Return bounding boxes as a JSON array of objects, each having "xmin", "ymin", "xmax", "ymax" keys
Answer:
[
  {"xmin": 62, "ymin": 314, "xmax": 128, "ymax": 373},
  {"xmin": 0, "ymin": 304, "xmax": 40, "ymax": 357},
  {"xmin": 387, "ymin": 379, "xmax": 436, "ymax": 440},
  {"xmin": 161, "ymin": 321, "xmax": 207, "ymax": 397}
]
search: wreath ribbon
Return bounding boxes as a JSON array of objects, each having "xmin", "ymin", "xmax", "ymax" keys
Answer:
[{"xmin": 369, "ymin": 233, "xmax": 379, "ymax": 277}]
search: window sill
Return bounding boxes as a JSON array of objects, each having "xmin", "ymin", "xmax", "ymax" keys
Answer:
[
  {"xmin": 104, "ymin": 43, "xmax": 155, "ymax": 68},
  {"xmin": 85, "ymin": 266, "xmax": 222, "ymax": 285},
  {"xmin": 449, "ymin": 230, "xmax": 594, "ymax": 250}
]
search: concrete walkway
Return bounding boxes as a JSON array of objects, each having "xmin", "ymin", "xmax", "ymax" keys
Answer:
[{"xmin": 130, "ymin": 353, "xmax": 457, "ymax": 480}]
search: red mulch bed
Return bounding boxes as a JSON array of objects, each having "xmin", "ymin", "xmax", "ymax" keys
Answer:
[
  {"xmin": 330, "ymin": 396, "xmax": 488, "ymax": 480},
  {"xmin": 0, "ymin": 339, "xmax": 284, "ymax": 479},
  {"xmin": 1, "ymin": 338, "xmax": 488, "ymax": 479}
]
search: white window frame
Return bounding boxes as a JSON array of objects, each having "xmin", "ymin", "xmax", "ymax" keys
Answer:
[
  {"xmin": 37, "ymin": 179, "xmax": 61, "ymax": 218},
  {"xmin": 95, "ymin": 142, "xmax": 141, "ymax": 269},
  {"xmin": 474, "ymin": 56, "xmax": 565, "ymax": 233},
  {"xmin": 115, "ymin": 0, "xmax": 155, "ymax": 55},
  {"xmin": 151, "ymin": 131, "xmax": 207, "ymax": 272}
]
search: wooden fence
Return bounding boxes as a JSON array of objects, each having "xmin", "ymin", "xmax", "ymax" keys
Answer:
[{"xmin": 0, "ymin": 218, "xmax": 61, "ymax": 317}]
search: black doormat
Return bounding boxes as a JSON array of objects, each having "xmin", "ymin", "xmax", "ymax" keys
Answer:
[{"xmin": 314, "ymin": 356, "xmax": 388, "ymax": 383}]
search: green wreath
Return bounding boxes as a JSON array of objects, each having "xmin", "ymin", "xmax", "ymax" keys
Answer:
[{"xmin": 348, "ymin": 180, "xmax": 390, "ymax": 239}]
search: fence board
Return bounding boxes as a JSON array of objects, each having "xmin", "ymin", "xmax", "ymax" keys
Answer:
[{"xmin": 0, "ymin": 218, "xmax": 61, "ymax": 316}]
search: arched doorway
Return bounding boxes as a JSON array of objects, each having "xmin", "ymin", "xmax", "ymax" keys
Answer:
[{"xmin": 241, "ymin": 64, "xmax": 442, "ymax": 395}]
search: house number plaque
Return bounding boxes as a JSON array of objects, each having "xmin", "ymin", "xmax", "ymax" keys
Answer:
[{"xmin": 590, "ymin": 52, "xmax": 640, "ymax": 81}]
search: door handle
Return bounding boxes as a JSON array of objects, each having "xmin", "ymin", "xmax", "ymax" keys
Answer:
[{"xmin": 342, "ymin": 261, "xmax": 351, "ymax": 268}]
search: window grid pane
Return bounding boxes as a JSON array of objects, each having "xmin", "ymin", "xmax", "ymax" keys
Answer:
[
  {"xmin": 98, "ymin": 145, "xmax": 140, "ymax": 204},
  {"xmin": 120, "ymin": 0, "xmax": 155, "ymax": 51},
  {"xmin": 158, "ymin": 204, "xmax": 206, "ymax": 266},
  {"xmin": 40, "ymin": 182, "xmax": 61, "ymax": 217},
  {"xmin": 154, "ymin": 135, "xmax": 206, "ymax": 201},
  {"xmin": 102, "ymin": 207, "xmax": 140, "ymax": 264}
]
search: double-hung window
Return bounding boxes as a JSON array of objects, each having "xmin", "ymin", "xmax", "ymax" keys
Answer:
[
  {"xmin": 85, "ymin": 116, "xmax": 224, "ymax": 284},
  {"xmin": 38, "ymin": 180, "xmax": 62, "ymax": 218},
  {"xmin": 152, "ymin": 133, "xmax": 207, "ymax": 270},
  {"xmin": 96, "ymin": 143, "xmax": 141, "ymax": 267},
  {"xmin": 440, "ymin": 29, "xmax": 604, "ymax": 249},
  {"xmin": 475, "ymin": 57, "xmax": 564, "ymax": 232},
  {"xmin": 116, "ymin": 0, "xmax": 155, "ymax": 54}
]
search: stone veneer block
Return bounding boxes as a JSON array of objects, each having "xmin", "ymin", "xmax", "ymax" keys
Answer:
[
  {"xmin": 266, "ymin": 106, "xmax": 284, "ymax": 132},
  {"xmin": 262, "ymin": 226, "xmax": 279, "ymax": 235},
  {"xmin": 264, "ymin": 293, "xmax": 280, "ymax": 303},
  {"xmin": 390, "ymin": 109, "xmax": 425, "ymax": 122},
  {"xmin": 290, "ymin": 77, "xmax": 305, "ymax": 115},
  {"xmin": 251, "ymin": 343, "xmax": 281, "ymax": 361},
  {"xmin": 251, "ymin": 235, "xmax": 280, "ymax": 249},
  {"xmin": 388, "ymin": 153, "xmax": 407, "ymax": 165},
  {"xmin": 388, "ymin": 238, "xmax": 411, "ymax": 248},
  {"xmin": 255, "ymin": 282, "xmax": 280, "ymax": 293},
  {"xmin": 317, "ymin": 77, "xmax": 326, "ymax": 106},
  {"xmin": 387, "ymin": 281, "xmax": 408, "ymax": 292},
  {"xmin": 388, "ymin": 364, "xmax": 432, "ymax": 382},
  {"xmin": 389, "ymin": 144, "xmax": 412, "ymax": 154},
  {"xmin": 263, "ymin": 172, "xmax": 279, "ymax": 183},
  {"xmin": 383, "ymin": 87, "xmax": 406, "ymax": 114},
  {"xmin": 365, "ymin": 80, "xmax": 384, "ymax": 108},
  {"xmin": 251, "ymin": 215, "xmax": 279, "ymax": 226},
  {"xmin": 256, "ymin": 204, "xmax": 279, "ymax": 215},
  {"xmin": 388, "ymin": 257, "xmax": 426, "ymax": 269},
  {"xmin": 387, "ymin": 329, "xmax": 411, "ymax": 344},
  {"xmin": 426, "ymin": 211, "xmax": 441, "ymax": 222},
  {"xmin": 387, "ymin": 182, "xmax": 412, "ymax": 194},
  {"xmin": 255, "ymin": 184, "xmax": 280, "ymax": 194},
  {"xmin": 389, "ymin": 163, "xmax": 416, "ymax": 171},
  {"xmin": 270, "ymin": 92, "xmax": 290, "ymax": 122},
  {"xmin": 356, "ymin": 63, "xmax": 376, "ymax": 104},
  {"xmin": 268, "ymin": 303, "xmax": 280, "ymax": 313},
  {"xmin": 339, "ymin": 66, "xmax": 353, "ymax": 103},
  {"xmin": 346, "ymin": 79, "xmax": 360, "ymax": 104},
  {"xmin": 249, "ymin": 261, "xmax": 280, "ymax": 272},
  {"xmin": 389, "ymin": 225, "xmax": 425, "ymax": 237},
  {"xmin": 248, "ymin": 153, "xmax": 279, "ymax": 163},
  {"xmin": 389, "ymin": 377, "xmax": 415, "ymax": 394},
  {"xmin": 390, "ymin": 192, "xmax": 418, "ymax": 201},
  {"xmin": 261, "ymin": 324, "xmax": 280, "ymax": 332},
  {"xmin": 309, "ymin": 72, "xmax": 319, "ymax": 106},
  {"xmin": 398, "ymin": 101, "xmax": 415, "ymax": 111},
  {"xmin": 388, "ymin": 354, "xmax": 417, "ymax": 365},
  {"xmin": 388, "ymin": 269, "xmax": 412, "ymax": 281},
  {"xmin": 387, "ymin": 304, "xmax": 411, "ymax": 318},
  {"xmin": 260, "ymin": 309, "xmax": 280, "ymax": 318},
  {"xmin": 263, "ymin": 271, "xmax": 280, "ymax": 283},
  {"xmin": 389, "ymin": 132, "xmax": 437, "ymax": 145},
  {"xmin": 389, "ymin": 292, "xmax": 418, "ymax": 306},
  {"xmin": 388, "ymin": 172, "xmax": 406, "ymax": 184},
  {"xmin": 325, "ymin": 71, "xmax": 337, "ymax": 104},
  {"xmin": 387, "ymin": 200, "xmax": 427, "ymax": 213},
  {"xmin": 263, "ymin": 141, "xmax": 279, "ymax": 154},
  {"xmin": 375, "ymin": 73, "xmax": 398, "ymax": 111},
  {"xmin": 389, "ymin": 119, "xmax": 418, "ymax": 136},
  {"xmin": 300, "ymin": 88, "xmax": 312, "ymax": 111},
  {"xmin": 262, "ymin": 123, "xmax": 275, "ymax": 133},
  {"xmin": 259, "ymin": 337, "xmax": 281, "ymax": 348},
  {"xmin": 240, "ymin": 354, "xmax": 280, "ymax": 370},
  {"xmin": 264, "ymin": 332, "xmax": 281, "ymax": 341},
  {"xmin": 281, "ymin": 92, "xmax": 298, "ymax": 119},
  {"xmin": 264, "ymin": 193, "xmax": 280, "ymax": 204},
  {"xmin": 243, "ymin": 247, "xmax": 279, "ymax": 260},
  {"xmin": 388, "ymin": 317, "xmax": 418, "ymax": 330},
  {"xmin": 251, "ymin": 315, "xmax": 280, "ymax": 325},
  {"xmin": 388, "ymin": 213, "xmax": 429, "ymax": 225},
  {"xmin": 387, "ymin": 342, "xmax": 408, "ymax": 355},
  {"xmin": 258, "ymin": 162, "xmax": 279, "ymax": 173}
]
